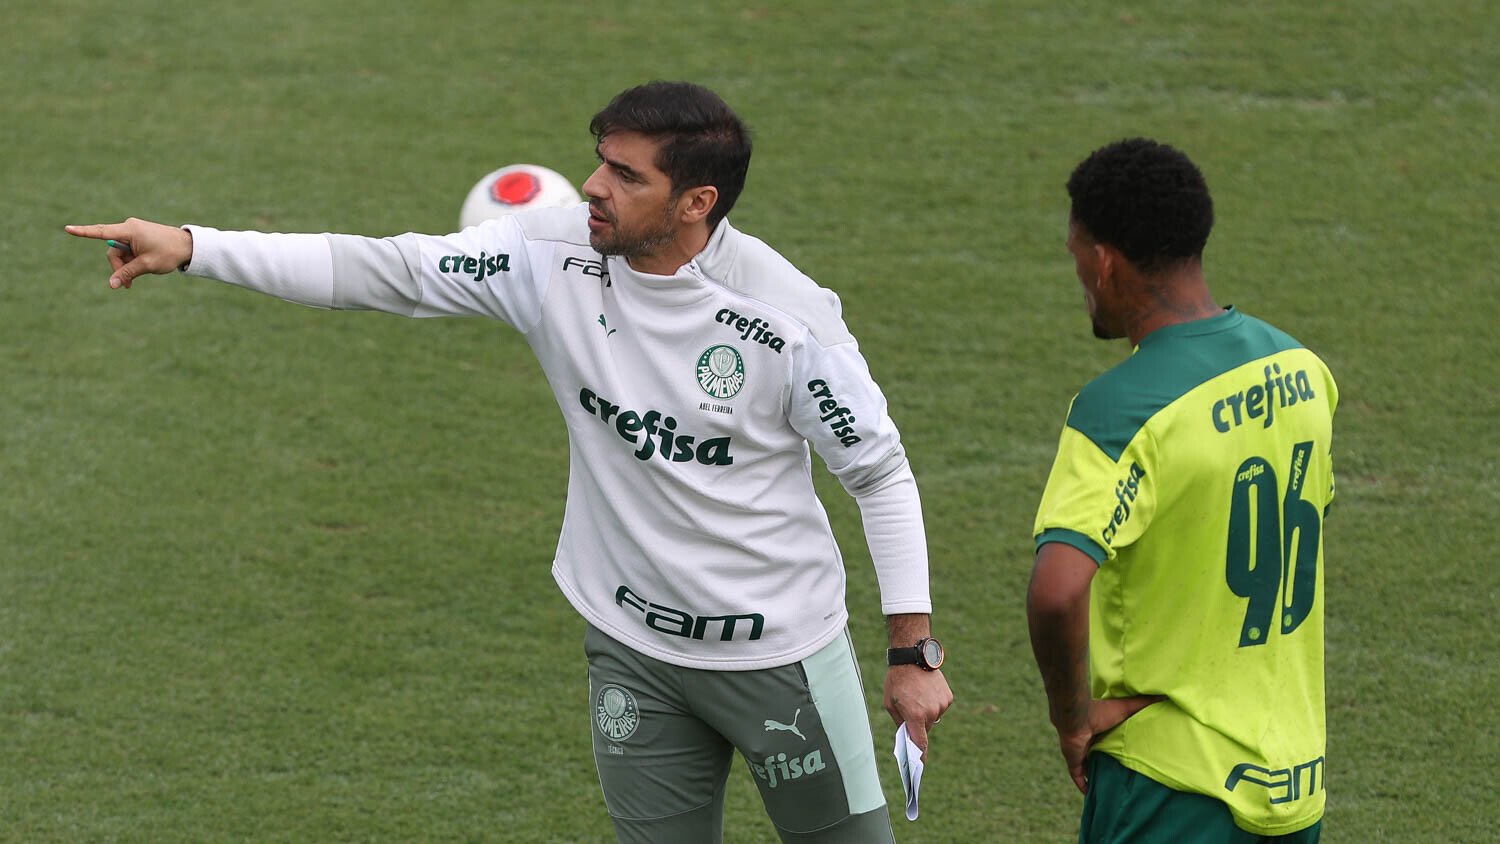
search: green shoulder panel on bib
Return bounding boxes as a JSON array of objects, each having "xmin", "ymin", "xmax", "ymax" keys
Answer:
[
  {"xmin": 1034, "ymin": 528, "xmax": 1108, "ymax": 564},
  {"xmin": 1065, "ymin": 309, "xmax": 1304, "ymax": 461}
]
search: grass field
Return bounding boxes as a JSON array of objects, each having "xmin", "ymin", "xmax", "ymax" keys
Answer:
[{"xmin": 3, "ymin": 1, "xmax": 1497, "ymax": 841}]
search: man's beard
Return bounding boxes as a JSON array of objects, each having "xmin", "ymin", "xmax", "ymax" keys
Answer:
[{"xmin": 590, "ymin": 202, "xmax": 677, "ymax": 261}]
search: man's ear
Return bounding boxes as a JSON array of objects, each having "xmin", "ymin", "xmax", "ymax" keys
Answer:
[
  {"xmin": 677, "ymin": 185, "xmax": 719, "ymax": 225},
  {"xmin": 1094, "ymin": 242, "xmax": 1120, "ymax": 292}
]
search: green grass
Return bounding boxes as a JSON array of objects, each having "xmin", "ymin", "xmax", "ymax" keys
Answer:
[{"xmin": 3, "ymin": 1, "xmax": 1497, "ymax": 840}]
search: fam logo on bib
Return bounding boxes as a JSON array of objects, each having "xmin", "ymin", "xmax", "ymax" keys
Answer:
[
  {"xmin": 595, "ymin": 684, "xmax": 640, "ymax": 741},
  {"xmin": 697, "ymin": 345, "xmax": 746, "ymax": 399}
]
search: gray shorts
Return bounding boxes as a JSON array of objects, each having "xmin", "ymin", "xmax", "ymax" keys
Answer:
[{"xmin": 585, "ymin": 625, "xmax": 894, "ymax": 844}]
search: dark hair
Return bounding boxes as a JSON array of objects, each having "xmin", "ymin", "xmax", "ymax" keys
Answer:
[
  {"xmin": 590, "ymin": 81, "xmax": 752, "ymax": 228},
  {"xmin": 1066, "ymin": 138, "xmax": 1214, "ymax": 275}
]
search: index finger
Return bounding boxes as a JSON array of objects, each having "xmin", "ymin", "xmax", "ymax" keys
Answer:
[
  {"xmin": 63, "ymin": 223, "xmax": 128, "ymax": 242},
  {"xmin": 904, "ymin": 720, "xmax": 929, "ymax": 760},
  {"xmin": 1070, "ymin": 762, "xmax": 1088, "ymax": 794}
]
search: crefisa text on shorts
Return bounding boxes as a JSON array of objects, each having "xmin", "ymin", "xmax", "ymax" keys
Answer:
[{"xmin": 748, "ymin": 749, "xmax": 828, "ymax": 789}]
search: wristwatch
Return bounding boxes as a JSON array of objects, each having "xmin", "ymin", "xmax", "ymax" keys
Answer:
[{"xmin": 887, "ymin": 636, "xmax": 944, "ymax": 671}]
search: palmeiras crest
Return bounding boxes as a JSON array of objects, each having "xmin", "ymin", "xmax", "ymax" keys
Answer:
[
  {"xmin": 696, "ymin": 345, "xmax": 746, "ymax": 399},
  {"xmin": 595, "ymin": 684, "xmax": 640, "ymax": 741}
]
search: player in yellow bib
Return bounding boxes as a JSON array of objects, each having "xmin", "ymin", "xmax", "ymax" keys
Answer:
[{"xmin": 1028, "ymin": 138, "xmax": 1337, "ymax": 842}]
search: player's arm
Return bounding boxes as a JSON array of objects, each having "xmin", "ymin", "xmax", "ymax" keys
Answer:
[
  {"xmin": 1027, "ymin": 542, "xmax": 1097, "ymax": 791},
  {"xmin": 1028, "ymin": 542, "xmax": 1165, "ymax": 793},
  {"xmin": 787, "ymin": 335, "xmax": 951, "ymax": 757},
  {"xmin": 66, "ymin": 215, "xmax": 549, "ymax": 330}
]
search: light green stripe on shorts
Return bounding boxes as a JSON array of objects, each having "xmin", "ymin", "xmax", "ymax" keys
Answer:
[{"xmin": 802, "ymin": 630, "xmax": 885, "ymax": 815}]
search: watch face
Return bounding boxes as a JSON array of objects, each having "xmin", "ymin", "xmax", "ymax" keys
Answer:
[{"xmin": 920, "ymin": 638, "xmax": 944, "ymax": 669}]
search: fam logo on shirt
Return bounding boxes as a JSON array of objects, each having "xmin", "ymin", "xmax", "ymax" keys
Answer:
[
  {"xmin": 697, "ymin": 345, "xmax": 746, "ymax": 399},
  {"xmin": 564, "ymin": 256, "xmax": 610, "ymax": 286}
]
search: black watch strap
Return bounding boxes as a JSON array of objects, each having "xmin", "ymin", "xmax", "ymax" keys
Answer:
[
  {"xmin": 888, "ymin": 646, "xmax": 923, "ymax": 666},
  {"xmin": 887, "ymin": 636, "xmax": 944, "ymax": 670}
]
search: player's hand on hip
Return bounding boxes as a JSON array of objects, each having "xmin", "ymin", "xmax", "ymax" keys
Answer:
[
  {"xmin": 883, "ymin": 666, "xmax": 953, "ymax": 762},
  {"xmin": 1089, "ymin": 694, "xmax": 1165, "ymax": 737},
  {"xmin": 64, "ymin": 218, "xmax": 194, "ymax": 289},
  {"xmin": 1056, "ymin": 726, "xmax": 1093, "ymax": 794},
  {"xmin": 1059, "ymin": 695, "xmax": 1167, "ymax": 794}
]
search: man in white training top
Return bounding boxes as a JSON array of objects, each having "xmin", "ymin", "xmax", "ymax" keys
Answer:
[{"xmin": 67, "ymin": 80, "xmax": 952, "ymax": 843}]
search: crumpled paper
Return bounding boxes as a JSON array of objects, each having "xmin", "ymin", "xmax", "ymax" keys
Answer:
[{"xmin": 892, "ymin": 723, "xmax": 925, "ymax": 821}]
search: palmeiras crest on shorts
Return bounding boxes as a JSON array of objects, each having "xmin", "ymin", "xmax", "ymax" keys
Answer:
[
  {"xmin": 696, "ymin": 345, "xmax": 746, "ymax": 399},
  {"xmin": 595, "ymin": 684, "xmax": 640, "ymax": 741}
]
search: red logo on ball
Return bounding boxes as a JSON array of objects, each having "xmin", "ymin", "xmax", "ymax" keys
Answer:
[{"xmin": 492, "ymin": 171, "xmax": 542, "ymax": 206}]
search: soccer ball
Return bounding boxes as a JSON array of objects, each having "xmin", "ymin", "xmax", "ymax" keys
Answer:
[{"xmin": 458, "ymin": 164, "xmax": 582, "ymax": 230}]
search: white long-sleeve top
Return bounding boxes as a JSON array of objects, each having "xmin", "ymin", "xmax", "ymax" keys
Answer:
[{"xmin": 184, "ymin": 204, "xmax": 930, "ymax": 670}]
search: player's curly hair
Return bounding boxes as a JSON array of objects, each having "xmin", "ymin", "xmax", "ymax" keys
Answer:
[
  {"xmin": 1066, "ymin": 138, "xmax": 1214, "ymax": 275},
  {"xmin": 591, "ymin": 81, "xmax": 752, "ymax": 229}
]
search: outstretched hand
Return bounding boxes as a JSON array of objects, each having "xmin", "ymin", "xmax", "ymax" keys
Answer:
[{"xmin": 64, "ymin": 218, "xmax": 193, "ymax": 289}]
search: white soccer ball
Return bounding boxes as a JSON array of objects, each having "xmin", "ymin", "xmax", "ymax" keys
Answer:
[{"xmin": 458, "ymin": 164, "xmax": 581, "ymax": 229}]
